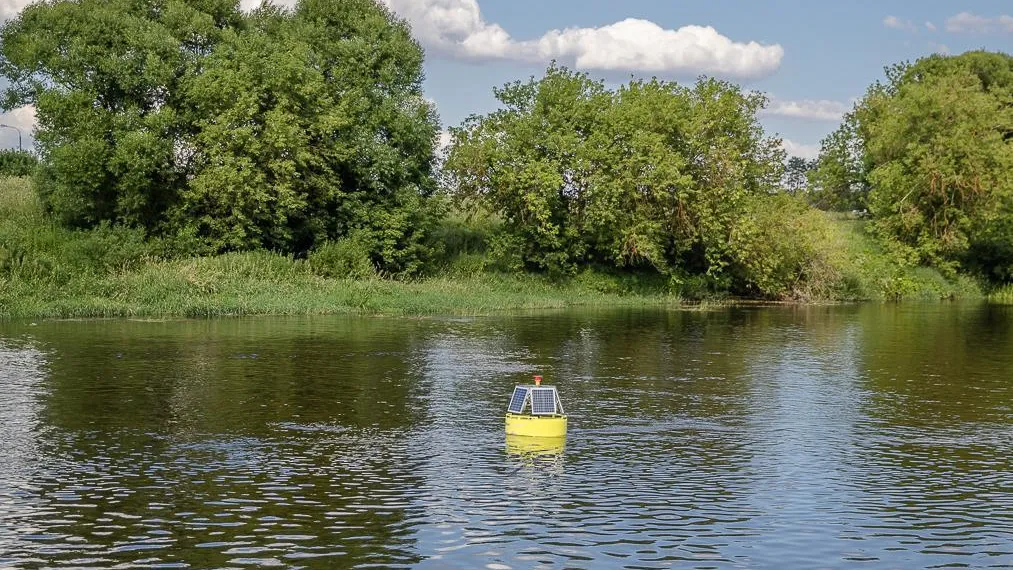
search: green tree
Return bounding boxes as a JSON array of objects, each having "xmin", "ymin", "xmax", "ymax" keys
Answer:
[
  {"xmin": 444, "ymin": 65, "xmax": 786, "ymax": 289},
  {"xmin": 0, "ymin": 0, "xmax": 439, "ymax": 273},
  {"xmin": 0, "ymin": 149, "xmax": 37, "ymax": 177},
  {"xmin": 808, "ymin": 112, "xmax": 870, "ymax": 211},
  {"xmin": 814, "ymin": 51, "xmax": 1013, "ymax": 279},
  {"xmin": 783, "ymin": 156, "xmax": 815, "ymax": 195}
]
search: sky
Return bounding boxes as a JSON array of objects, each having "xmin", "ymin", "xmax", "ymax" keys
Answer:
[{"xmin": 1, "ymin": 0, "xmax": 1011, "ymax": 157}]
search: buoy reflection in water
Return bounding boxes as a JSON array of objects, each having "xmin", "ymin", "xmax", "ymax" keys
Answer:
[{"xmin": 505, "ymin": 434, "xmax": 565, "ymax": 457}]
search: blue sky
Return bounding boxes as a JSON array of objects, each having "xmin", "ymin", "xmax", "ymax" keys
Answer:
[
  {"xmin": 400, "ymin": 0, "xmax": 1013, "ymax": 159},
  {"xmin": 1, "ymin": 1, "xmax": 1011, "ymax": 156}
]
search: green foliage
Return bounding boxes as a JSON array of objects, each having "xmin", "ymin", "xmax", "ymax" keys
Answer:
[
  {"xmin": 814, "ymin": 51, "xmax": 1013, "ymax": 280},
  {"xmin": 808, "ymin": 112, "xmax": 871, "ymax": 211},
  {"xmin": 990, "ymin": 284, "xmax": 1013, "ymax": 304},
  {"xmin": 783, "ymin": 156, "xmax": 816, "ymax": 195},
  {"xmin": 727, "ymin": 194, "xmax": 844, "ymax": 301},
  {"xmin": 0, "ymin": 178, "xmax": 984, "ymax": 319},
  {"xmin": 0, "ymin": 0, "xmax": 440, "ymax": 274},
  {"xmin": 0, "ymin": 150, "xmax": 37, "ymax": 177},
  {"xmin": 826, "ymin": 213, "xmax": 983, "ymax": 301},
  {"xmin": 0, "ymin": 179, "xmax": 158, "ymax": 286},
  {"xmin": 309, "ymin": 234, "xmax": 376, "ymax": 280},
  {"xmin": 444, "ymin": 65, "xmax": 785, "ymax": 288},
  {"xmin": 61, "ymin": 223, "xmax": 153, "ymax": 273}
]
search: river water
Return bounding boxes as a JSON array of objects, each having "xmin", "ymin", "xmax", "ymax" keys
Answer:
[{"xmin": 0, "ymin": 305, "xmax": 1010, "ymax": 569}]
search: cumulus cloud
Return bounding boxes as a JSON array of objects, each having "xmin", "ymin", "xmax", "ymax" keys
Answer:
[
  {"xmin": 781, "ymin": 138, "xmax": 820, "ymax": 161},
  {"xmin": 382, "ymin": 0, "xmax": 783, "ymax": 79},
  {"xmin": 883, "ymin": 15, "xmax": 916, "ymax": 32},
  {"xmin": 763, "ymin": 99, "xmax": 849, "ymax": 122},
  {"xmin": 0, "ymin": 105, "xmax": 36, "ymax": 149},
  {"xmin": 5, "ymin": 0, "xmax": 783, "ymax": 79},
  {"xmin": 0, "ymin": 0, "xmax": 33, "ymax": 21},
  {"xmin": 945, "ymin": 12, "xmax": 1013, "ymax": 34},
  {"xmin": 925, "ymin": 21, "xmax": 937, "ymax": 32}
]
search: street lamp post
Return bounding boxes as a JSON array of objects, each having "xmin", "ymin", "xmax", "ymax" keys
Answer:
[{"xmin": 0, "ymin": 124, "xmax": 22, "ymax": 151}]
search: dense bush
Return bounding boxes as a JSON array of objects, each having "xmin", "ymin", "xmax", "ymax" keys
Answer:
[
  {"xmin": 0, "ymin": 149, "xmax": 36, "ymax": 177},
  {"xmin": 444, "ymin": 65, "xmax": 785, "ymax": 288},
  {"xmin": 309, "ymin": 234, "xmax": 376, "ymax": 280},
  {"xmin": 727, "ymin": 194, "xmax": 843, "ymax": 300},
  {"xmin": 0, "ymin": 0, "xmax": 440, "ymax": 274}
]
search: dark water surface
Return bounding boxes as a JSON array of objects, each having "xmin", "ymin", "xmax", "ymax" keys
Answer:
[{"xmin": 0, "ymin": 305, "xmax": 1011, "ymax": 569}]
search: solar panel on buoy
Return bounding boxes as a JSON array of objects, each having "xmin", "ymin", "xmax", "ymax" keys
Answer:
[
  {"xmin": 530, "ymin": 388, "xmax": 558, "ymax": 415},
  {"xmin": 507, "ymin": 386, "xmax": 528, "ymax": 414}
]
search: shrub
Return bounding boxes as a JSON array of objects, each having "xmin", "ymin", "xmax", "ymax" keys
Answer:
[
  {"xmin": 728, "ymin": 195, "xmax": 844, "ymax": 300},
  {"xmin": 990, "ymin": 284, "xmax": 1013, "ymax": 304},
  {"xmin": 310, "ymin": 234, "xmax": 376, "ymax": 280},
  {"xmin": 0, "ymin": 150, "xmax": 37, "ymax": 177},
  {"xmin": 444, "ymin": 65, "xmax": 785, "ymax": 279}
]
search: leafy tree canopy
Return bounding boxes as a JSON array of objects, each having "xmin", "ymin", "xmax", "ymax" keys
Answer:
[
  {"xmin": 444, "ymin": 65, "xmax": 786, "ymax": 289},
  {"xmin": 813, "ymin": 51, "xmax": 1013, "ymax": 280},
  {"xmin": 0, "ymin": 0, "xmax": 440, "ymax": 272}
]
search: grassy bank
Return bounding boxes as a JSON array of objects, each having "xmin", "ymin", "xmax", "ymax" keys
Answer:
[
  {"xmin": 0, "ymin": 177, "xmax": 987, "ymax": 320},
  {"xmin": 2, "ymin": 253, "xmax": 684, "ymax": 319},
  {"xmin": 825, "ymin": 213, "xmax": 983, "ymax": 302},
  {"xmin": 1, "ymin": 178, "xmax": 680, "ymax": 318},
  {"xmin": 989, "ymin": 284, "xmax": 1013, "ymax": 305}
]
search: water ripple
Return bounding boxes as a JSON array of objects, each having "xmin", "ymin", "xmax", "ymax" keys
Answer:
[{"xmin": 0, "ymin": 307, "xmax": 1011, "ymax": 569}]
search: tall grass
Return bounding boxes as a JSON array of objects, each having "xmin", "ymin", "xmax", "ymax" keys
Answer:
[
  {"xmin": 3, "ymin": 251, "xmax": 682, "ymax": 319},
  {"xmin": 0, "ymin": 177, "xmax": 988, "ymax": 320},
  {"xmin": 1, "ymin": 177, "xmax": 680, "ymax": 318},
  {"xmin": 827, "ymin": 213, "xmax": 982, "ymax": 301},
  {"xmin": 989, "ymin": 284, "xmax": 1013, "ymax": 304}
]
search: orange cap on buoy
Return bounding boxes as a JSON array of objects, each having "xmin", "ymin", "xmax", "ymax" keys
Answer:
[{"xmin": 534, "ymin": 375, "xmax": 542, "ymax": 386}]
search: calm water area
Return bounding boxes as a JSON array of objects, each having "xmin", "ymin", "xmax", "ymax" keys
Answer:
[{"xmin": 0, "ymin": 304, "xmax": 1010, "ymax": 569}]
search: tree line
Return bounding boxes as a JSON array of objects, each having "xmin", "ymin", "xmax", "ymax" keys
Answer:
[
  {"xmin": 1, "ymin": 0, "xmax": 1009, "ymax": 296},
  {"xmin": 810, "ymin": 51, "xmax": 1012, "ymax": 282}
]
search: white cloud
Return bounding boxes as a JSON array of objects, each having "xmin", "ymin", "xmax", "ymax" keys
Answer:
[
  {"xmin": 782, "ymin": 138, "xmax": 820, "ymax": 161},
  {"xmin": 945, "ymin": 12, "xmax": 1013, "ymax": 34},
  {"xmin": 239, "ymin": 0, "xmax": 298, "ymax": 9},
  {"xmin": 883, "ymin": 15, "xmax": 916, "ymax": 32},
  {"xmin": 925, "ymin": 21, "xmax": 937, "ymax": 32},
  {"xmin": 383, "ymin": 0, "xmax": 784, "ymax": 79},
  {"xmin": 763, "ymin": 99, "xmax": 849, "ymax": 122},
  {"xmin": 0, "ymin": 0, "xmax": 33, "ymax": 21},
  {"xmin": 0, "ymin": 105, "xmax": 35, "ymax": 149}
]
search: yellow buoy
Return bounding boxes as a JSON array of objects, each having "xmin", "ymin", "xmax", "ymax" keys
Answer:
[
  {"xmin": 505, "ymin": 375, "xmax": 567, "ymax": 438},
  {"xmin": 505, "ymin": 434, "xmax": 566, "ymax": 456}
]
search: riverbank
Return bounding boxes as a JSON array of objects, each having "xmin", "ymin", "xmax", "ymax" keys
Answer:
[
  {"xmin": 2, "ymin": 255, "xmax": 688, "ymax": 319},
  {"xmin": 1, "ymin": 177, "xmax": 993, "ymax": 320}
]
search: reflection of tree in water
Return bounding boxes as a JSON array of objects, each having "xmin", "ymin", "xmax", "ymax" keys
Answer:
[
  {"xmin": 28, "ymin": 317, "xmax": 433, "ymax": 433},
  {"xmin": 857, "ymin": 304, "xmax": 1013, "ymax": 426},
  {"xmin": 3, "ymin": 307, "xmax": 1007, "ymax": 568},
  {"xmin": 0, "ymin": 317, "xmax": 437, "ymax": 568},
  {"xmin": 491, "ymin": 309, "xmax": 763, "ymax": 422},
  {"xmin": 847, "ymin": 304, "xmax": 1013, "ymax": 563}
]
